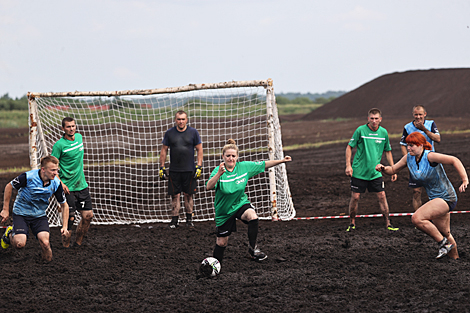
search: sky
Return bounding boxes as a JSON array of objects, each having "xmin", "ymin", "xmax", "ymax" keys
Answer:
[{"xmin": 1, "ymin": 0, "xmax": 469, "ymax": 99}]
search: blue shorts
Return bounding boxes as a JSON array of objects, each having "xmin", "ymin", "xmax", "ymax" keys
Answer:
[
  {"xmin": 12, "ymin": 214, "xmax": 49, "ymax": 239},
  {"xmin": 350, "ymin": 177, "xmax": 384, "ymax": 193},
  {"xmin": 216, "ymin": 203, "xmax": 253, "ymax": 237}
]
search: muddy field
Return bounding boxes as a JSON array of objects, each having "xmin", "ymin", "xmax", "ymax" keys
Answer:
[{"xmin": 1, "ymin": 117, "xmax": 470, "ymax": 312}]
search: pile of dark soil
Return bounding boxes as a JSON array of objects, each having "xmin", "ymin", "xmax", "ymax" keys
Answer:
[{"xmin": 304, "ymin": 68, "xmax": 470, "ymax": 120}]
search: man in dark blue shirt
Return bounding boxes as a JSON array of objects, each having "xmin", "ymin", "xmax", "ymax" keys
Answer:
[{"xmin": 159, "ymin": 110, "xmax": 203, "ymax": 228}]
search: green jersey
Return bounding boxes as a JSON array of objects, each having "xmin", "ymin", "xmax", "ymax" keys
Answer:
[
  {"xmin": 208, "ymin": 161, "xmax": 265, "ymax": 227},
  {"xmin": 348, "ymin": 124, "xmax": 392, "ymax": 181},
  {"xmin": 51, "ymin": 133, "xmax": 88, "ymax": 191}
]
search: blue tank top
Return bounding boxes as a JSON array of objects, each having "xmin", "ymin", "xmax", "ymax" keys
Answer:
[
  {"xmin": 407, "ymin": 150, "xmax": 456, "ymax": 202},
  {"xmin": 12, "ymin": 169, "xmax": 64, "ymax": 218}
]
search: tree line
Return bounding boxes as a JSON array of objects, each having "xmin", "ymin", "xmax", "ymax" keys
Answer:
[{"xmin": 0, "ymin": 94, "xmax": 28, "ymax": 110}]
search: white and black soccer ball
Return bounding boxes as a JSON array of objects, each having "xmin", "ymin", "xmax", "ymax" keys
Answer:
[{"xmin": 200, "ymin": 257, "xmax": 221, "ymax": 277}]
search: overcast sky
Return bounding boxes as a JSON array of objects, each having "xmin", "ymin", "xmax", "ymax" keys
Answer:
[{"xmin": 1, "ymin": 0, "xmax": 469, "ymax": 98}]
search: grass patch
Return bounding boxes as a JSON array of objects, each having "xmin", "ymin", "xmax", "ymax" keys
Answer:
[{"xmin": 0, "ymin": 110, "xmax": 29, "ymax": 128}]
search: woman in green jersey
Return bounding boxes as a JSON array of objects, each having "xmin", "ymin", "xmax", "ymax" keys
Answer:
[{"xmin": 206, "ymin": 139, "xmax": 292, "ymax": 266}]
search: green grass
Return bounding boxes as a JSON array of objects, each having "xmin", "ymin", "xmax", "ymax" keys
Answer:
[
  {"xmin": 277, "ymin": 103, "xmax": 323, "ymax": 115},
  {"xmin": 0, "ymin": 110, "xmax": 29, "ymax": 128}
]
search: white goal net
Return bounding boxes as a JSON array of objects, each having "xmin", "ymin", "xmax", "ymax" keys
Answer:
[{"xmin": 28, "ymin": 79, "xmax": 295, "ymax": 226}]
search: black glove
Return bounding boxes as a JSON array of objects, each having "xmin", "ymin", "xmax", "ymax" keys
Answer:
[
  {"xmin": 159, "ymin": 166, "xmax": 167, "ymax": 180},
  {"xmin": 194, "ymin": 165, "xmax": 202, "ymax": 179}
]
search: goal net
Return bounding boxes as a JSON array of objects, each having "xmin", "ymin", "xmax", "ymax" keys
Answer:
[{"xmin": 28, "ymin": 79, "xmax": 295, "ymax": 226}]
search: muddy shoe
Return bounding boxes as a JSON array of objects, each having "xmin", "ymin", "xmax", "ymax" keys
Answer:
[
  {"xmin": 346, "ymin": 224, "xmax": 355, "ymax": 232},
  {"xmin": 1, "ymin": 226, "xmax": 13, "ymax": 249},
  {"xmin": 387, "ymin": 224, "xmax": 399, "ymax": 231},
  {"xmin": 248, "ymin": 245, "xmax": 267, "ymax": 262},
  {"xmin": 436, "ymin": 243, "xmax": 454, "ymax": 259}
]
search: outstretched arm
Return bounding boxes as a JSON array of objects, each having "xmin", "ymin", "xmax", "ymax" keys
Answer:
[
  {"xmin": 265, "ymin": 156, "xmax": 292, "ymax": 169},
  {"xmin": 376, "ymin": 154, "xmax": 408, "ymax": 176},
  {"xmin": 428, "ymin": 152, "xmax": 468, "ymax": 192}
]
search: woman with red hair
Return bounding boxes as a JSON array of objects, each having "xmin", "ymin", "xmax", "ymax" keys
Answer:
[{"xmin": 376, "ymin": 132, "xmax": 468, "ymax": 259}]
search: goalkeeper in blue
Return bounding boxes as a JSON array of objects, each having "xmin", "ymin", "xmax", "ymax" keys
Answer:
[
  {"xmin": 376, "ymin": 132, "xmax": 468, "ymax": 260},
  {"xmin": 206, "ymin": 139, "xmax": 292, "ymax": 266},
  {"xmin": 159, "ymin": 110, "xmax": 203, "ymax": 229}
]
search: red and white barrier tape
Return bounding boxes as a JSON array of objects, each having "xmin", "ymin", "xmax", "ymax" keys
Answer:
[{"xmin": 288, "ymin": 210, "xmax": 470, "ymax": 221}]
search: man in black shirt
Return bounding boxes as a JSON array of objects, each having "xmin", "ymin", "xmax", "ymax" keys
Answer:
[{"xmin": 159, "ymin": 110, "xmax": 203, "ymax": 228}]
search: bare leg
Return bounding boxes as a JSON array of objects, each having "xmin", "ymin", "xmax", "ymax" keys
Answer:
[
  {"xmin": 412, "ymin": 198, "xmax": 458, "ymax": 259},
  {"xmin": 377, "ymin": 191, "xmax": 391, "ymax": 227},
  {"xmin": 183, "ymin": 193, "xmax": 193, "ymax": 214},
  {"xmin": 171, "ymin": 194, "xmax": 181, "ymax": 216},
  {"xmin": 412, "ymin": 188, "xmax": 422, "ymax": 212},
  {"xmin": 433, "ymin": 212, "xmax": 459, "ymax": 259},
  {"xmin": 37, "ymin": 231, "xmax": 52, "ymax": 262},
  {"xmin": 348, "ymin": 192, "xmax": 360, "ymax": 226},
  {"xmin": 75, "ymin": 210, "xmax": 93, "ymax": 245}
]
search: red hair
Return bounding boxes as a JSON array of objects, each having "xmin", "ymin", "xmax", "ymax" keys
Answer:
[{"xmin": 405, "ymin": 132, "xmax": 432, "ymax": 150}]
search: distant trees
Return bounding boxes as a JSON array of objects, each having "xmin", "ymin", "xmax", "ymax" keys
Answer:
[
  {"xmin": 276, "ymin": 95, "xmax": 337, "ymax": 105},
  {"xmin": 0, "ymin": 94, "xmax": 28, "ymax": 110}
]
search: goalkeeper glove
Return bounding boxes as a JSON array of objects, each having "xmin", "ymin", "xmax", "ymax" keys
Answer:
[
  {"xmin": 159, "ymin": 166, "xmax": 167, "ymax": 180},
  {"xmin": 194, "ymin": 165, "xmax": 202, "ymax": 179}
]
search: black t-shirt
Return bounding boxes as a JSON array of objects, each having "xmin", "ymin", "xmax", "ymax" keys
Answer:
[{"xmin": 162, "ymin": 126, "xmax": 201, "ymax": 172}]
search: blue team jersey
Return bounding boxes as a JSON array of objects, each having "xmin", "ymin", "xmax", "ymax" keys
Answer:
[
  {"xmin": 400, "ymin": 120, "xmax": 439, "ymax": 151},
  {"xmin": 407, "ymin": 150, "xmax": 456, "ymax": 202},
  {"xmin": 11, "ymin": 169, "xmax": 66, "ymax": 218}
]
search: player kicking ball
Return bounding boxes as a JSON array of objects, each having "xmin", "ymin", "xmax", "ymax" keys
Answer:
[{"xmin": 204, "ymin": 139, "xmax": 292, "ymax": 275}]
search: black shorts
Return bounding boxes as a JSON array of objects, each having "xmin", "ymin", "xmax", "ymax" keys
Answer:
[
  {"xmin": 350, "ymin": 177, "xmax": 384, "ymax": 193},
  {"xmin": 66, "ymin": 187, "xmax": 93, "ymax": 213},
  {"xmin": 12, "ymin": 214, "xmax": 50, "ymax": 238},
  {"xmin": 216, "ymin": 203, "xmax": 254, "ymax": 237},
  {"xmin": 408, "ymin": 175, "xmax": 424, "ymax": 188},
  {"xmin": 168, "ymin": 171, "xmax": 197, "ymax": 196}
]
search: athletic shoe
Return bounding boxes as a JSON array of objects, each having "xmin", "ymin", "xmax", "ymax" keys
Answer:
[
  {"xmin": 1, "ymin": 226, "xmax": 13, "ymax": 249},
  {"xmin": 346, "ymin": 224, "xmax": 355, "ymax": 232},
  {"xmin": 169, "ymin": 223, "xmax": 179, "ymax": 229},
  {"xmin": 438, "ymin": 237, "xmax": 448, "ymax": 249},
  {"xmin": 436, "ymin": 243, "xmax": 454, "ymax": 259},
  {"xmin": 249, "ymin": 245, "xmax": 267, "ymax": 262},
  {"xmin": 387, "ymin": 224, "xmax": 399, "ymax": 231},
  {"xmin": 186, "ymin": 221, "xmax": 194, "ymax": 228}
]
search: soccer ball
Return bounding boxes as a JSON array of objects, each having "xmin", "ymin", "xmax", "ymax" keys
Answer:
[{"xmin": 200, "ymin": 257, "xmax": 221, "ymax": 277}]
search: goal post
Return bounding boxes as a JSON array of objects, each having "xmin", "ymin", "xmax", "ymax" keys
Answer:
[{"xmin": 28, "ymin": 79, "xmax": 296, "ymax": 226}]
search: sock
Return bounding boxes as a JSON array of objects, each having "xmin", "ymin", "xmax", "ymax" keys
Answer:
[
  {"xmin": 185, "ymin": 213, "xmax": 192, "ymax": 223},
  {"xmin": 171, "ymin": 216, "xmax": 178, "ymax": 225},
  {"xmin": 247, "ymin": 218, "xmax": 259, "ymax": 249},
  {"xmin": 213, "ymin": 244, "xmax": 226, "ymax": 263}
]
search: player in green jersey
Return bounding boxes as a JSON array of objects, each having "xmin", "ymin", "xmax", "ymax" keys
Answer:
[
  {"xmin": 206, "ymin": 139, "xmax": 292, "ymax": 266},
  {"xmin": 51, "ymin": 117, "xmax": 93, "ymax": 248},
  {"xmin": 345, "ymin": 108, "xmax": 399, "ymax": 232}
]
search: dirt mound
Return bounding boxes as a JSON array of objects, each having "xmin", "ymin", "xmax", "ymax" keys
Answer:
[{"xmin": 303, "ymin": 68, "xmax": 470, "ymax": 120}]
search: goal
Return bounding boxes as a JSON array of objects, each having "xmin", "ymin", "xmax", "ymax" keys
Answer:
[{"xmin": 28, "ymin": 79, "xmax": 295, "ymax": 226}]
